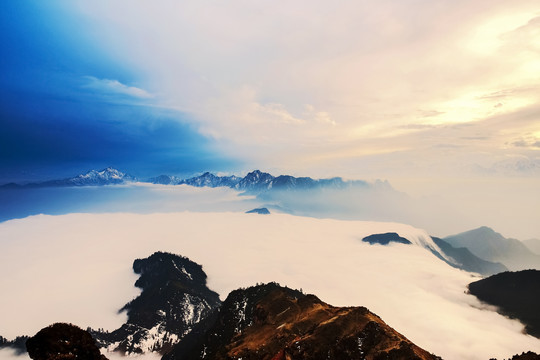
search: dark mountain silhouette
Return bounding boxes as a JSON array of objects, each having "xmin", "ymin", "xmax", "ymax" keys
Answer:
[
  {"xmin": 362, "ymin": 232, "xmax": 412, "ymax": 245},
  {"xmin": 0, "ymin": 335, "xmax": 29, "ymax": 355},
  {"xmin": 432, "ymin": 237, "xmax": 508, "ymax": 276},
  {"xmin": 91, "ymin": 252, "xmax": 221, "ymax": 355},
  {"xmin": 468, "ymin": 270, "xmax": 540, "ymax": 338},
  {"xmin": 444, "ymin": 227, "xmax": 540, "ymax": 271},
  {"xmin": 164, "ymin": 282, "xmax": 441, "ymax": 360},
  {"xmin": 26, "ymin": 323, "xmax": 107, "ymax": 360},
  {"xmin": 504, "ymin": 352, "xmax": 540, "ymax": 360},
  {"xmin": 246, "ymin": 207, "xmax": 271, "ymax": 214}
]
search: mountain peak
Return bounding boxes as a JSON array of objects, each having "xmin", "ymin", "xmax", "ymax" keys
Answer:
[
  {"xmin": 91, "ymin": 252, "xmax": 221, "ymax": 356},
  {"xmin": 168, "ymin": 282, "xmax": 440, "ymax": 360}
]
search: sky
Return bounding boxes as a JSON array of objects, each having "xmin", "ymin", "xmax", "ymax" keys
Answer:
[
  {"xmin": 1, "ymin": 0, "xmax": 539, "ymax": 182},
  {"xmin": 1, "ymin": 1, "xmax": 539, "ymax": 238}
]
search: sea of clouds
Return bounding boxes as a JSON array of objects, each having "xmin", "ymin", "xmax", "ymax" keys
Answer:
[{"xmin": 0, "ymin": 208, "xmax": 539, "ymax": 360}]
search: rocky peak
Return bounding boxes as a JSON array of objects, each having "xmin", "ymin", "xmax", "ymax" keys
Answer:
[
  {"xmin": 91, "ymin": 252, "xmax": 221, "ymax": 356},
  {"xmin": 167, "ymin": 282, "xmax": 441, "ymax": 360}
]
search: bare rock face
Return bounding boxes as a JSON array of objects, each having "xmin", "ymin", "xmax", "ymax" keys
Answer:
[
  {"xmin": 166, "ymin": 283, "xmax": 441, "ymax": 360},
  {"xmin": 26, "ymin": 323, "xmax": 107, "ymax": 360},
  {"xmin": 91, "ymin": 252, "xmax": 221, "ymax": 356}
]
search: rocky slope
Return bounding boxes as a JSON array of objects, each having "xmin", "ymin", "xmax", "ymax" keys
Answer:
[
  {"xmin": 91, "ymin": 252, "xmax": 221, "ymax": 355},
  {"xmin": 164, "ymin": 282, "xmax": 441, "ymax": 360}
]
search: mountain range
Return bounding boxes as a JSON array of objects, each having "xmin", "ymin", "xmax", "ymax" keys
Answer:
[
  {"xmin": 1, "ymin": 167, "xmax": 381, "ymax": 194},
  {"xmin": 148, "ymin": 168, "xmax": 384, "ymax": 194},
  {"xmin": 444, "ymin": 227, "xmax": 540, "ymax": 271},
  {"xmin": 1, "ymin": 168, "xmax": 137, "ymax": 188}
]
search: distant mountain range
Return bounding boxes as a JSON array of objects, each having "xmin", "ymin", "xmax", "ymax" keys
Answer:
[
  {"xmin": 150, "ymin": 169, "xmax": 379, "ymax": 194},
  {"xmin": 444, "ymin": 227, "xmax": 540, "ymax": 271},
  {"xmin": 1, "ymin": 167, "xmax": 382, "ymax": 194},
  {"xmin": 361, "ymin": 232, "xmax": 507, "ymax": 276},
  {"xmin": 1, "ymin": 167, "xmax": 137, "ymax": 188},
  {"xmin": 432, "ymin": 237, "xmax": 508, "ymax": 276}
]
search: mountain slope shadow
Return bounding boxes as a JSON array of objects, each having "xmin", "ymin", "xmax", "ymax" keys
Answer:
[{"xmin": 468, "ymin": 270, "xmax": 540, "ymax": 338}]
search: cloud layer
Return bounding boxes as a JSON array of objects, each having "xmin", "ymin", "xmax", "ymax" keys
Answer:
[
  {"xmin": 67, "ymin": 0, "xmax": 540, "ymax": 177},
  {"xmin": 1, "ymin": 211, "xmax": 539, "ymax": 359}
]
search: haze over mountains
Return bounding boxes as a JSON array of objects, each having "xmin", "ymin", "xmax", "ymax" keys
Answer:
[
  {"xmin": 444, "ymin": 227, "xmax": 540, "ymax": 271},
  {"xmin": 1, "ymin": 167, "xmax": 377, "ymax": 194}
]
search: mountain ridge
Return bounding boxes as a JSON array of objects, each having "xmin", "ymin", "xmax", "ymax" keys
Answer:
[
  {"xmin": 1, "ymin": 167, "xmax": 385, "ymax": 194},
  {"xmin": 164, "ymin": 282, "xmax": 442, "ymax": 360},
  {"xmin": 444, "ymin": 227, "xmax": 540, "ymax": 271}
]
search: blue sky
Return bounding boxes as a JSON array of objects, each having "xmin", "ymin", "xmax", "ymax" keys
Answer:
[
  {"xmin": 0, "ymin": 1, "xmax": 235, "ymax": 182},
  {"xmin": 1, "ymin": 0, "xmax": 539, "ymax": 183}
]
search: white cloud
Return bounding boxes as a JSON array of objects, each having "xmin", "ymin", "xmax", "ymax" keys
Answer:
[
  {"xmin": 83, "ymin": 76, "xmax": 153, "ymax": 99},
  {"xmin": 1, "ymin": 211, "xmax": 539, "ymax": 359},
  {"xmin": 63, "ymin": 0, "xmax": 540, "ymax": 178}
]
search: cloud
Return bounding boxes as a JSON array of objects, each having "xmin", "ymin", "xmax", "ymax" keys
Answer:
[
  {"xmin": 60, "ymin": 0, "xmax": 540, "ymax": 179},
  {"xmin": 83, "ymin": 76, "xmax": 153, "ymax": 99},
  {"xmin": 1, "ymin": 211, "xmax": 539, "ymax": 359}
]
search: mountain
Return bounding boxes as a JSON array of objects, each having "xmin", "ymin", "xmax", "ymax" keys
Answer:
[
  {"xmin": 2, "ymin": 167, "xmax": 137, "ymax": 188},
  {"xmin": 468, "ymin": 270, "xmax": 540, "ymax": 338},
  {"xmin": 506, "ymin": 352, "xmax": 540, "ymax": 360},
  {"xmin": 234, "ymin": 170, "xmax": 276, "ymax": 191},
  {"xmin": 444, "ymin": 227, "xmax": 540, "ymax": 271},
  {"xmin": 432, "ymin": 237, "xmax": 508, "ymax": 276},
  {"xmin": 246, "ymin": 207, "xmax": 271, "ymax": 214},
  {"xmin": 234, "ymin": 170, "xmax": 373, "ymax": 194},
  {"xmin": 1, "ymin": 168, "xmax": 384, "ymax": 195},
  {"xmin": 182, "ymin": 172, "xmax": 241, "ymax": 188},
  {"xmin": 26, "ymin": 323, "xmax": 107, "ymax": 360},
  {"xmin": 147, "ymin": 174, "xmax": 184, "ymax": 185},
  {"xmin": 362, "ymin": 232, "xmax": 412, "ymax": 245},
  {"xmin": 524, "ymin": 239, "xmax": 540, "ymax": 255},
  {"xmin": 151, "ymin": 169, "xmax": 374, "ymax": 194},
  {"xmin": 164, "ymin": 282, "xmax": 441, "ymax": 360},
  {"xmin": 91, "ymin": 252, "xmax": 221, "ymax": 356},
  {"xmin": 0, "ymin": 335, "xmax": 28, "ymax": 355}
]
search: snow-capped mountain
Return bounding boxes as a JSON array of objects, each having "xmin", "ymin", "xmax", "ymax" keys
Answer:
[
  {"xmin": 61, "ymin": 167, "xmax": 137, "ymax": 186},
  {"xmin": 4, "ymin": 167, "xmax": 137, "ymax": 188},
  {"xmin": 182, "ymin": 172, "xmax": 241, "ymax": 188},
  {"xmin": 91, "ymin": 252, "xmax": 221, "ymax": 356},
  {"xmin": 2, "ymin": 168, "xmax": 386, "ymax": 193}
]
